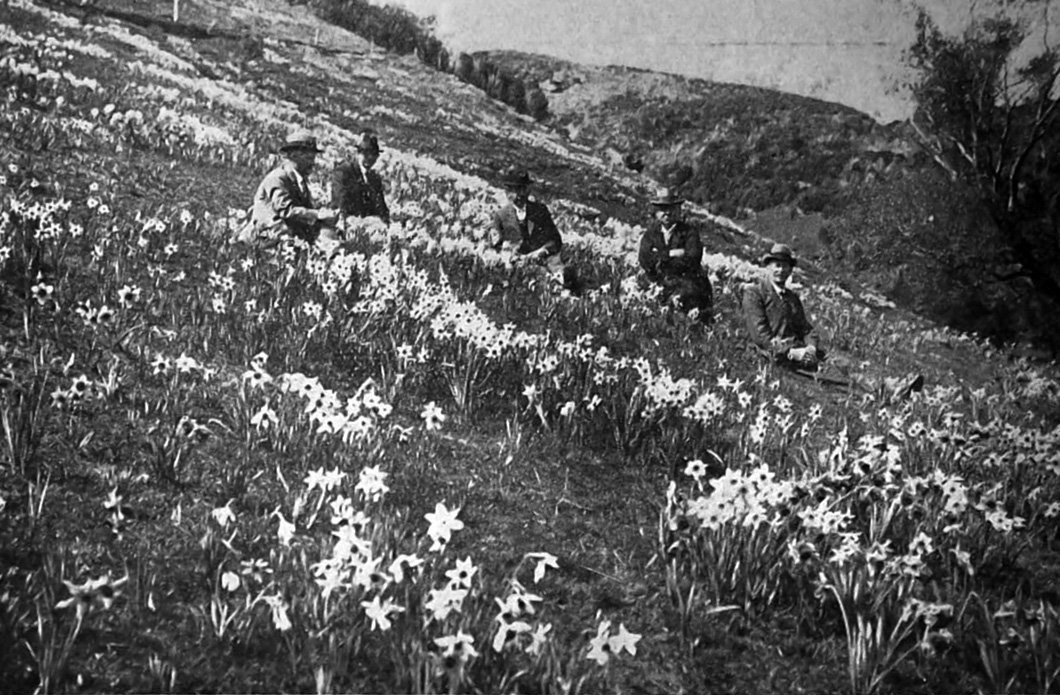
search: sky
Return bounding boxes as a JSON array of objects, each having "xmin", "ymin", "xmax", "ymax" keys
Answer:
[{"xmin": 378, "ymin": 0, "xmax": 1058, "ymax": 122}]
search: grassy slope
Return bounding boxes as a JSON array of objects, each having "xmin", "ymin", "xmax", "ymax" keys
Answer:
[{"xmin": 1, "ymin": 1, "xmax": 1058, "ymax": 694}]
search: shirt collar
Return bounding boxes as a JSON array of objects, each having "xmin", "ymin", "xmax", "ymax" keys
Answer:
[{"xmin": 283, "ymin": 161, "xmax": 308, "ymax": 190}]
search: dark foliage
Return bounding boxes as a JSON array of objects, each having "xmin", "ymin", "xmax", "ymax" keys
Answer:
[
  {"xmin": 307, "ymin": 1, "xmax": 548, "ymax": 120},
  {"xmin": 905, "ymin": 7, "xmax": 1060, "ymax": 346}
]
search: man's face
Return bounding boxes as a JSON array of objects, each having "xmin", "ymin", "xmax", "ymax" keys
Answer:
[
  {"xmin": 508, "ymin": 184, "xmax": 529, "ymax": 207},
  {"xmin": 768, "ymin": 259, "xmax": 794, "ymax": 285},
  {"xmin": 289, "ymin": 149, "xmax": 317, "ymax": 175},
  {"xmin": 357, "ymin": 149, "xmax": 379, "ymax": 170},
  {"xmin": 656, "ymin": 204, "xmax": 682, "ymax": 225}
]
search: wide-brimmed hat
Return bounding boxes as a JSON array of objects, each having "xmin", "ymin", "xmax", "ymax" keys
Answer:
[
  {"xmin": 760, "ymin": 243, "xmax": 797, "ymax": 266},
  {"xmin": 355, "ymin": 130, "xmax": 382, "ymax": 155},
  {"xmin": 650, "ymin": 187, "xmax": 684, "ymax": 206},
  {"xmin": 503, "ymin": 168, "xmax": 532, "ymax": 189},
  {"xmin": 279, "ymin": 128, "xmax": 325, "ymax": 153}
]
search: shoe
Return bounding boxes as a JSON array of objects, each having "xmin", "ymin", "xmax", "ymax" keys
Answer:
[{"xmin": 888, "ymin": 373, "xmax": 924, "ymax": 402}]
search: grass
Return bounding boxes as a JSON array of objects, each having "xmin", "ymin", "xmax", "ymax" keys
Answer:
[{"xmin": 2, "ymin": 1, "xmax": 1060, "ymax": 694}]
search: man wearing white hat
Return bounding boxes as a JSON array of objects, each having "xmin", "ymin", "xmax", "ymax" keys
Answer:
[{"xmin": 236, "ymin": 128, "xmax": 339, "ymax": 245}]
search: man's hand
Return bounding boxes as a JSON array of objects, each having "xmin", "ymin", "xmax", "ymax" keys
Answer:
[
  {"xmin": 316, "ymin": 208, "xmax": 339, "ymax": 225},
  {"xmin": 668, "ymin": 249, "xmax": 686, "ymax": 258},
  {"xmin": 787, "ymin": 346, "xmax": 820, "ymax": 366}
]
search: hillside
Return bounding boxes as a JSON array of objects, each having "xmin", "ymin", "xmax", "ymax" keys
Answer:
[
  {"xmin": 479, "ymin": 51, "xmax": 918, "ymax": 217},
  {"xmin": 481, "ymin": 49, "xmax": 1060, "ymax": 351},
  {"xmin": 2, "ymin": 1, "xmax": 1060, "ymax": 694}
]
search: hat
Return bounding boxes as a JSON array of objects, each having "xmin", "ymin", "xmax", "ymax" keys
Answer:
[
  {"xmin": 760, "ymin": 243, "xmax": 797, "ymax": 266},
  {"xmin": 355, "ymin": 131, "xmax": 382, "ymax": 155},
  {"xmin": 503, "ymin": 168, "xmax": 532, "ymax": 189},
  {"xmin": 279, "ymin": 128, "xmax": 325, "ymax": 153},
  {"xmin": 650, "ymin": 187, "xmax": 684, "ymax": 206}
]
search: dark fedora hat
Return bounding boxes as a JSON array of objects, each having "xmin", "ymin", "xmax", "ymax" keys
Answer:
[
  {"xmin": 760, "ymin": 243, "xmax": 797, "ymax": 266},
  {"xmin": 279, "ymin": 128, "xmax": 325, "ymax": 153},
  {"xmin": 650, "ymin": 186, "xmax": 684, "ymax": 206},
  {"xmin": 355, "ymin": 130, "xmax": 382, "ymax": 154},
  {"xmin": 502, "ymin": 167, "xmax": 532, "ymax": 188}
]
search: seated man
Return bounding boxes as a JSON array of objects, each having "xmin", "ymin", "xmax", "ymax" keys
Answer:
[
  {"xmin": 743, "ymin": 243, "xmax": 820, "ymax": 368},
  {"xmin": 638, "ymin": 187, "xmax": 713, "ymax": 322},
  {"xmin": 492, "ymin": 168, "xmax": 578, "ymax": 291},
  {"xmin": 237, "ymin": 128, "xmax": 339, "ymax": 246},
  {"xmin": 743, "ymin": 243, "xmax": 923, "ymax": 399},
  {"xmin": 331, "ymin": 130, "xmax": 390, "ymax": 226}
]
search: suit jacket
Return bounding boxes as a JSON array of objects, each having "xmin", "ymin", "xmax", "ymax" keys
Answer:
[
  {"xmin": 639, "ymin": 221, "xmax": 704, "ymax": 283},
  {"xmin": 491, "ymin": 200, "xmax": 562, "ymax": 257},
  {"xmin": 244, "ymin": 160, "xmax": 320, "ymax": 243},
  {"xmin": 742, "ymin": 276, "xmax": 817, "ymax": 356},
  {"xmin": 331, "ymin": 161, "xmax": 389, "ymax": 223}
]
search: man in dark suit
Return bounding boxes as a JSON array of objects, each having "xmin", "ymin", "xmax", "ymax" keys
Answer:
[
  {"xmin": 492, "ymin": 168, "xmax": 562, "ymax": 260},
  {"xmin": 492, "ymin": 168, "xmax": 580, "ymax": 292},
  {"xmin": 742, "ymin": 243, "xmax": 820, "ymax": 368},
  {"xmin": 638, "ymin": 187, "xmax": 713, "ymax": 323},
  {"xmin": 331, "ymin": 130, "xmax": 390, "ymax": 225},
  {"xmin": 743, "ymin": 243, "xmax": 924, "ymax": 398},
  {"xmin": 237, "ymin": 128, "xmax": 339, "ymax": 245}
]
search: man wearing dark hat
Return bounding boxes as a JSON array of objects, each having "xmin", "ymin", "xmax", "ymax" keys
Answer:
[
  {"xmin": 743, "ymin": 243, "xmax": 820, "ymax": 368},
  {"xmin": 491, "ymin": 168, "xmax": 563, "ymax": 263},
  {"xmin": 638, "ymin": 187, "xmax": 713, "ymax": 322},
  {"xmin": 743, "ymin": 242, "xmax": 924, "ymax": 399},
  {"xmin": 239, "ymin": 128, "xmax": 339, "ymax": 245},
  {"xmin": 331, "ymin": 130, "xmax": 390, "ymax": 225}
]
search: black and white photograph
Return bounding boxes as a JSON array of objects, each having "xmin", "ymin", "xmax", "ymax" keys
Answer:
[{"xmin": 1, "ymin": 0, "xmax": 1058, "ymax": 692}]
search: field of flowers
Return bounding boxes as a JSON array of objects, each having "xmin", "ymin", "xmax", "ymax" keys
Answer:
[{"xmin": 2, "ymin": 1, "xmax": 1060, "ymax": 693}]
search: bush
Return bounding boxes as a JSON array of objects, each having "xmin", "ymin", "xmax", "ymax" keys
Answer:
[
  {"xmin": 823, "ymin": 168, "xmax": 1060, "ymax": 346},
  {"xmin": 525, "ymin": 88, "xmax": 549, "ymax": 121}
]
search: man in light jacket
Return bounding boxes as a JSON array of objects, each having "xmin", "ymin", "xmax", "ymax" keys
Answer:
[{"xmin": 237, "ymin": 128, "xmax": 338, "ymax": 246}]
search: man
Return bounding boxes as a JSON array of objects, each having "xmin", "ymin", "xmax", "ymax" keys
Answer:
[
  {"xmin": 238, "ymin": 128, "xmax": 339, "ymax": 245},
  {"xmin": 331, "ymin": 130, "xmax": 390, "ymax": 225},
  {"xmin": 743, "ymin": 243, "xmax": 924, "ymax": 398},
  {"xmin": 492, "ymin": 168, "xmax": 579, "ymax": 291},
  {"xmin": 638, "ymin": 187, "xmax": 713, "ymax": 322},
  {"xmin": 742, "ymin": 243, "xmax": 820, "ymax": 368}
]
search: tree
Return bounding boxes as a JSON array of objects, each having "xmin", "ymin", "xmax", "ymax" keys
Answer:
[
  {"xmin": 526, "ymin": 88, "xmax": 549, "ymax": 121},
  {"xmin": 907, "ymin": 5, "xmax": 1060, "ymax": 309},
  {"xmin": 453, "ymin": 52, "xmax": 474, "ymax": 82},
  {"xmin": 506, "ymin": 78, "xmax": 527, "ymax": 114}
]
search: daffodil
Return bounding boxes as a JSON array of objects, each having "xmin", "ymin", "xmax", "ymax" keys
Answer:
[
  {"xmin": 425, "ymin": 502, "xmax": 463, "ymax": 551},
  {"xmin": 586, "ymin": 620, "xmax": 613, "ymax": 665},
  {"xmin": 355, "ymin": 465, "xmax": 389, "ymax": 502},
  {"xmin": 420, "ymin": 401, "xmax": 446, "ymax": 431},
  {"xmin": 424, "ymin": 584, "xmax": 468, "ymax": 622},
  {"xmin": 56, "ymin": 573, "xmax": 128, "ymax": 619},
  {"xmin": 211, "ymin": 501, "xmax": 236, "ymax": 528},
  {"xmin": 361, "ymin": 595, "xmax": 404, "ymax": 631},
  {"xmin": 608, "ymin": 623, "xmax": 641, "ymax": 656},
  {"xmin": 444, "ymin": 556, "xmax": 478, "ymax": 588},
  {"xmin": 527, "ymin": 552, "xmax": 559, "ymax": 584}
]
